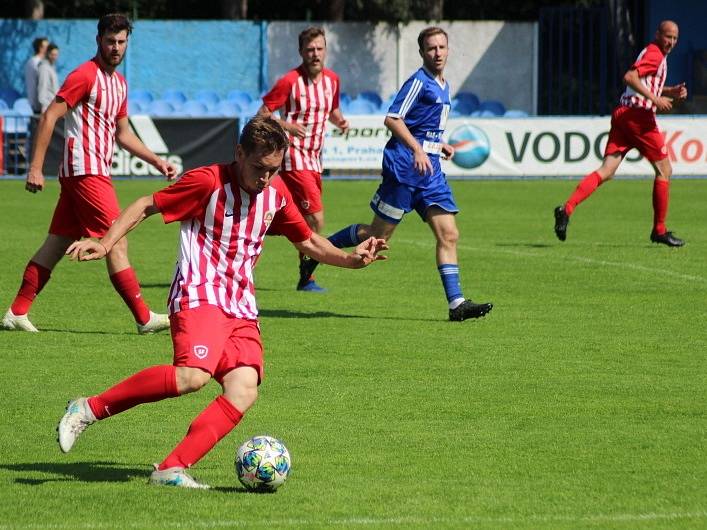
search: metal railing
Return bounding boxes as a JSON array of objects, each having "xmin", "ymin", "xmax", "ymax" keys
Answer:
[{"xmin": 0, "ymin": 114, "xmax": 33, "ymax": 176}]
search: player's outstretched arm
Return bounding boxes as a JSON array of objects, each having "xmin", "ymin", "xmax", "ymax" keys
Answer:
[
  {"xmin": 294, "ymin": 233, "xmax": 388, "ymax": 269},
  {"xmin": 26, "ymin": 99, "xmax": 68, "ymax": 193},
  {"xmin": 66, "ymin": 195, "xmax": 160, "ymax": 261},
  {"xmin": 115, "ymin": 117, "xmax": 178, "ymax": 179}
]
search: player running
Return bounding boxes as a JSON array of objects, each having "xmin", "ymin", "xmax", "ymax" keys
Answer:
[
  {"xmin": 57, "ymin": 117, "xmax": 387, "ymax": 489},
  {"xmin": 2, "ymin": 14, "xmax": 176, "ymax": 333},
  {"xmin": 554, "ymin": 20, "xmax": 688, "ymax": 247},
  {"xmin": 300, "ymin": 26, "xmax": 493, "ymax": 321},
  {"xmin": 257, "ymin": 26, "xmax": 349, "ymax": 292}
]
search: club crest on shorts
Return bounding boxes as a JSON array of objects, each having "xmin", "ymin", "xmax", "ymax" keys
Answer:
[
  {"xmin": 301, "ymin": 200, "xmax": 310, "ymax": 211},
  {"xmin": 193, "ymin": 345, "xmax": 209, "ymax": 359},
  {"xmin": 263, "ymin": 211, "xmax": 274, "ymax": 228}
]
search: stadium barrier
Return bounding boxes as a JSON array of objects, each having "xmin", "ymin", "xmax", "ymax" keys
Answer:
[
  {"xmin": 0, "ymin": 114, "xmax": 32, "ymax": 176},
  {"xmin": 322, "ymin": 115, "xmax": 707, "ymax": 177}
]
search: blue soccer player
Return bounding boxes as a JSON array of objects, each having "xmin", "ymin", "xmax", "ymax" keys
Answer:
[{"xmin": 302, "ymin": 26, "xmax": 493, "ymax": 321}]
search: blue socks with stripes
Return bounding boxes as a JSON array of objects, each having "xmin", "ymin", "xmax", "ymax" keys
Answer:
[{"xmin": 438, "ymin": 264, "xmax": 465, "ymax": 309}]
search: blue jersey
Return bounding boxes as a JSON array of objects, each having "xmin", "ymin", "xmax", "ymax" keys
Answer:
[{"xmin": 382, "ymin": 67, "xmax": 451, "ymax": 187}]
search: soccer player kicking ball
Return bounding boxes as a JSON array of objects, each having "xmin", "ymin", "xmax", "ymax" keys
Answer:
[
  {"xmin": 57, "ymin": 117, "xmax": 387, "ymax": 489},
  {"xmin": 554, "ymin": 20, "xmax": 688, "ymax": 247},
  {"xmin": 300, "ymin": 27, "xmax": 493, "ymax": 321},
  {"xmin": 2, "ymin": 14, "xmax": 177, "ymax": 334}
]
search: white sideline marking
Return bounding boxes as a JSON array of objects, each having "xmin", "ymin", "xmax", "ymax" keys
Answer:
[
  {"xmin": 2, "ymin": 510, "xmax": 706, "ymax": 528},
  {"xmin": 399, "ymin": 238, "xmax": 707, "ymax": 285}
]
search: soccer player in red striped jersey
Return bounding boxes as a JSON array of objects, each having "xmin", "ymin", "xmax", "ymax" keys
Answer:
[
  {"xmin": 57, "ymin": 117, "xmax": 387, "ymax": 488},
  {"xmin": 2, "ymin": 14, "xmax": 178, "ymax": 334},
  {"xmin": 554, "ymin": 20, "xmax": 688, "ymax": 247},
  {"xmin": 257, "ymin": 27, "xmax": 350, "ymax": 292}
]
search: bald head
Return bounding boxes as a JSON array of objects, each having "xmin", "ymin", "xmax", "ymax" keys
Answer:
[{"xmin": 655, "ymin": 20, "xmax": 678, "ymax": 54}]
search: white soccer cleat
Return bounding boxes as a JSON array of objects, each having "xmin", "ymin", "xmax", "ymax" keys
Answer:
[
  {"xmin": 137, "ymin": 311, "xmax": 170, "ymax": 335},
  {"xmin": 149, "ymin": 464, "xmax": 210, "ymax": 489},
  {"xmin": 2, "ymin": 310, "xmax": 39, "ymax": 332},
  {"xmin": 57, "ymin": 398, "xmax": 96, "ymax": 453}
]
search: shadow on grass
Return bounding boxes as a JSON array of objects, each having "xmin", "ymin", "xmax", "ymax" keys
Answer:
[
  {"xmin": 258, "ymin": 308, "xmax": 442, "ymax": 323},
  {"xmin": 38, "ymin": 328, "xmax": 136, "ymax": 335},
  {"xmin": 0, "ymin": 461, "xmax": 147, "ymax": 484},
  {"xmin": 139, "ymin": 283, "xmax": 172, "ymax": 289},
  {"xmin": 495, "ymin": 242, "xmax": 553, "ymax": 248}
]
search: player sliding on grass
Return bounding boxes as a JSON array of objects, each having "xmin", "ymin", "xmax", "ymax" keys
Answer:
[
  {"xmin": 300, "ymin": 26, "xmax": 493, "ymax": 322},
  {"xmin": 2, "ymin": 14, "xmax": 177, "ymax": 334},
  {"xmin": 554, "ymin": 20, "xmax": 688, "ymax": 247},
  {"xmin": 57, "ymin": 116, "xmax": 387, "ymax": 489}
]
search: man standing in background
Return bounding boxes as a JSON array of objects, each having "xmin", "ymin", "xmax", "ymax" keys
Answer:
[
  {"xmin": 37, "ymin": 43, "xmax": 60, "ymax": 112},
  {"xmin": 257, "ymin": 26, "xmax": 349, "ymax": 292},
  {"xmin": 24, "ymin": 36, "xmax": 48, "ymax": 113}
]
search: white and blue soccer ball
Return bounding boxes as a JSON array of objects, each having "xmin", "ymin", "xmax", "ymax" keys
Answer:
[{"xmin": 235, "ymin": 435, "xmax": 291, "ymax": 491}]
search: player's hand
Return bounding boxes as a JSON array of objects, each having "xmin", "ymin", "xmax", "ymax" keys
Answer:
[
  {"xmin": 352, "ymin": 237, "xmax": 388, "ymax": 267},
  {"xmin": 25, "ymin": 167, "xmax": 45, "ymax": 193},
  {"xmin": 413, "ymin": 149, "xmax": 433, "ymax": 176},
  {"xmin": 675, "ymin": 82, "xmax": 688, "ymax": 100},
  {"xmin": 287, "ymin": 123, "xmax": 307, "ymax": 139},
  {"xmin": 154, "ymin": 158, "xmax": 178, "ymax": 180},
  {"xmin": 655, "ymin": 96, "xmax": 673, "ymax": 112},
  {"xmin": 337, "ymin": 119, "xmax": 350, "ymax": 134},
  {"xmin": 441, "ymin": 143, "xmax": 455, "ymax": 160},
  {"xmin": 66, "ymin": 239, "xmax": 108, "ymax": 261}
]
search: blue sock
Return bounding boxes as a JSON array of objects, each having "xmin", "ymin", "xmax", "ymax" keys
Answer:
[
  {"xmin": 328, "ymin": 224, "xmax": 362, "ymax": 249},
  {"xmin": 438, "ymin": 264, "xmax": 464, "ymax": 307}
]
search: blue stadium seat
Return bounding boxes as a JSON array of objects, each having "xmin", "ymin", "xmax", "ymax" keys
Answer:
[
  {"xmin": 478, "ymin": 100, "xmax": 506, "ymax": 116},
  {"xmin": 504, "ymin": 109, "xmax": 529, "ymax": 118},
  {"xmin": 13, "ymin": 98, "xmax": 34, "ymax": 115},
  {"xmin": 130, "ymin": 89, "xmax": 154, "ymax": 105},
  {"xmin": 162, "ymin": 89, "xmax": 187, "ymax": 109},
  {"xmin": 215, "ymin": 100, "xmax": 241, "ymax": 116},
  {"xmin": 339, "ymin": 92, "xmax": 352, "ymax": 107},
  {"xmin": 358, "ymin": 90, "xmax": 382, "ymax": 108},
  {"xmin": 0, "ymin": 99, "xmax": 9, "ymax": 111},
  {"xmin": 128, "ymin": 100, "xmax": 145, "ymax": 115},
  {"xmin": 194, "ymin": 90, "xmax": 220, "ymax": 108},
  {"xmin": 177, "ymin": 100, "xmax": 209, "ymax": 117},
  {"xmin": 347, "ymin": 98, "xmax": 377, "ymax": 115},
  {"xmin": 379, "ymin": 94, "xmax": 396, "ymax": 113},
  {"xmin": 0, "ymin": 87, "xmax": 21, "ymax": 107},
  {"xmin": 147, "ymin": 99, "xmax": 175, "ymax": 117},
  {"xmin": 455, "ymin": 91, "xmax": 480, "ymax": 109},
  {"xmin": 451, "ymin": 97, "xmax": 478, "ymax": 115},
  {"xmin": 226, "ymin": 90, "xmax": 253, "ymax": 107}
]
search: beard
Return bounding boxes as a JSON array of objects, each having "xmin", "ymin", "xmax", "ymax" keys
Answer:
[{"xmin": 100, "ymin": 49, "xmax": 125, "ymax": 67}]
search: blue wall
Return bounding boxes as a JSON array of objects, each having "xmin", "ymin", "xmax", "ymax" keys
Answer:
[
  {"xmin": 0, "ymin": 19, "xmax": 266, "ymax": 99},
  {"xmin": 647, "ymin": 0, "xmax": 707, "ymax": 86}
]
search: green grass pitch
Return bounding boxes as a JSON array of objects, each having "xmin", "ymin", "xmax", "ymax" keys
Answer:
[{"xmin": 0, "ymin": 177, "xmax": 705, "ymax": 529}]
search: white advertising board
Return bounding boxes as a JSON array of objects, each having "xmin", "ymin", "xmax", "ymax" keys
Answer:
[{"xmin": 321, "ymin": 115, "xmax": 707, "ymax": 176}]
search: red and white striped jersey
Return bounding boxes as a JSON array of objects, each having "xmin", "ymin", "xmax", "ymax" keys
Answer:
[
  {"xmin": 56, "ymin": 58, "xmax": 127, "ymax": 177},
  {"xmin": 619, "ymin": 43, "xmax": 667, "ymax": 112},
  {"xmin": 262, "ymin": 65, "xmax": 340, "ymax": 173},
  {"xmin": 153, "ymin": 164, "xmax": 312, "ymax": 320}
]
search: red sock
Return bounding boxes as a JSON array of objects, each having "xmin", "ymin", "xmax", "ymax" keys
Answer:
[
  {"xmin": 652, "ymin": 179, "xmax": 669, "ymax": 234},
  {"xmin": 565, "ymin": 171, "xmax": 603, "ymax": 216},
  {"xmin": 109, "ymin": 268, "xmax": 151, "ymax": 325},
  {"xmin": 11, "ymin": 261, "xmax": 51, "ymax": 315},
  {"xmin": 159, "ymin": 395, "xmax": 243, "ymax": 470},
  {"xmin": 87, "ymin": 365, "xmax": 178, "ymax": 420}
]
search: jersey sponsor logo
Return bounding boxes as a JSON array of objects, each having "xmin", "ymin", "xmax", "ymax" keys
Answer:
[{"xmin": 193, "ymin": 345, "xmax": 209, "ymax": 359}]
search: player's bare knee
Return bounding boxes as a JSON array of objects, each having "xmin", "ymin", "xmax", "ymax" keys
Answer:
[
  {"xmin": 176, "ymin": 367, "xmax": 211, "ymax": 394},
  {"xmin": 225, "ymin": 384, "xmax": 258, "ymax": 412},
  {"xmin": 439, "ymin": 226, "xmax": 459, "ymax": 247},
  {"xmin": 655, "ymin": 165, "xmax": 672, "ymax": 180}
]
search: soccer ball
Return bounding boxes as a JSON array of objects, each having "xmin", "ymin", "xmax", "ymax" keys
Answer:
[{"xmin": 235, "ymin": 435, "xmax": 291, "ymax": 491}]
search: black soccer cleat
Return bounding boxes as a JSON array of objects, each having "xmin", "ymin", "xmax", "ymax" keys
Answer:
[
  {"xmin": 650, "ymin": 230, "xmax": 685, "ymax": 247},
  {"xmin": 449, "ymin": 299, "xmax": 493, "ymax": 322},
  {"xmin": 554, "ymin": 206, "xmax": 569, "ymax": 241}
]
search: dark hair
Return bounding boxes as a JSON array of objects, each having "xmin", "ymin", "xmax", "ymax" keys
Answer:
[
  {"xmin": 97, "ymin": 13, "xmax": 133, "ymax": 37},
  {"xmin": 240, "ymin": 116, "xmax": 289, "ymax": 156},
  {"xmin": 46, "ymin": 43, "xmax": 59, "ymax": 56},
  {"xmin": 298, "ymin": 26, "xmax": 326, "ymax": 51},
  {"xmin": 417, "ymin": 26, "xmax": 448, "ymax": 51},
  {"xmin": 32, "ymin": 37, "xmax": 48, "ymax": 54}
]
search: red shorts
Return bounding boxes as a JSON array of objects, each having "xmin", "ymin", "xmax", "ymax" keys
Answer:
[
  {"xmin": 605, "ymin": 106, "xmax": 667, "ymax": 162},
  {"xmin": 279, "ymin": 169, "xmax": 322, "ymax": 215},
  {"xmin": 170, "ymin": 305, "xmax": 264, "ymax": 384},
  {"xmin": 48, "ymin": 175, "xmax": 120, "ymax": 239}
]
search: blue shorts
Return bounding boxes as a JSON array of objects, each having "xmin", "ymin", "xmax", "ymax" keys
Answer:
[{"xmin": 369, "ymin": 176, "xmax": 458, "ymax": 224}]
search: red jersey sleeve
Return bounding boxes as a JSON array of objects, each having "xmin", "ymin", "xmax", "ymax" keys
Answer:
[
  {"xmin": 56, "ymin": 65, "xmax": 93, "ymax": 109},
  {"xmin": 116, "ymin": 76, "xmax": 128, "ymax": 120},
  {"xmin": 267, "ymin": 177, "xmax": 312, "ymax": 242},
  {"xmin": 262, "ymin": 73, "xmax": 294, "ymax": 112},
  {"xmin": 331, "ymin": 71, "xmax": 340, "ymax": 111},
  {"xmin": 153, "ymin": 166, "xmax": 218, "ymax": 224},
  {"xmin": 632, "ymin": 44, "xmax": 664, "ymax": 77}
]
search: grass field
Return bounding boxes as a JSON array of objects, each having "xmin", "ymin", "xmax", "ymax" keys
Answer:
[{"xmin": 0, "ymin": 177, "xmax": 705, "ymax": 529}]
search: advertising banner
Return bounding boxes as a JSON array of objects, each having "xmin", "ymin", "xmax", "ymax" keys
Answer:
[
  {"xmin": 44, "ymin": 116, "xmax": 238, "ymax": 177},
  {"xmin": 322, "ymin": 115, "xmax": 707, "ymax": 177}
]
